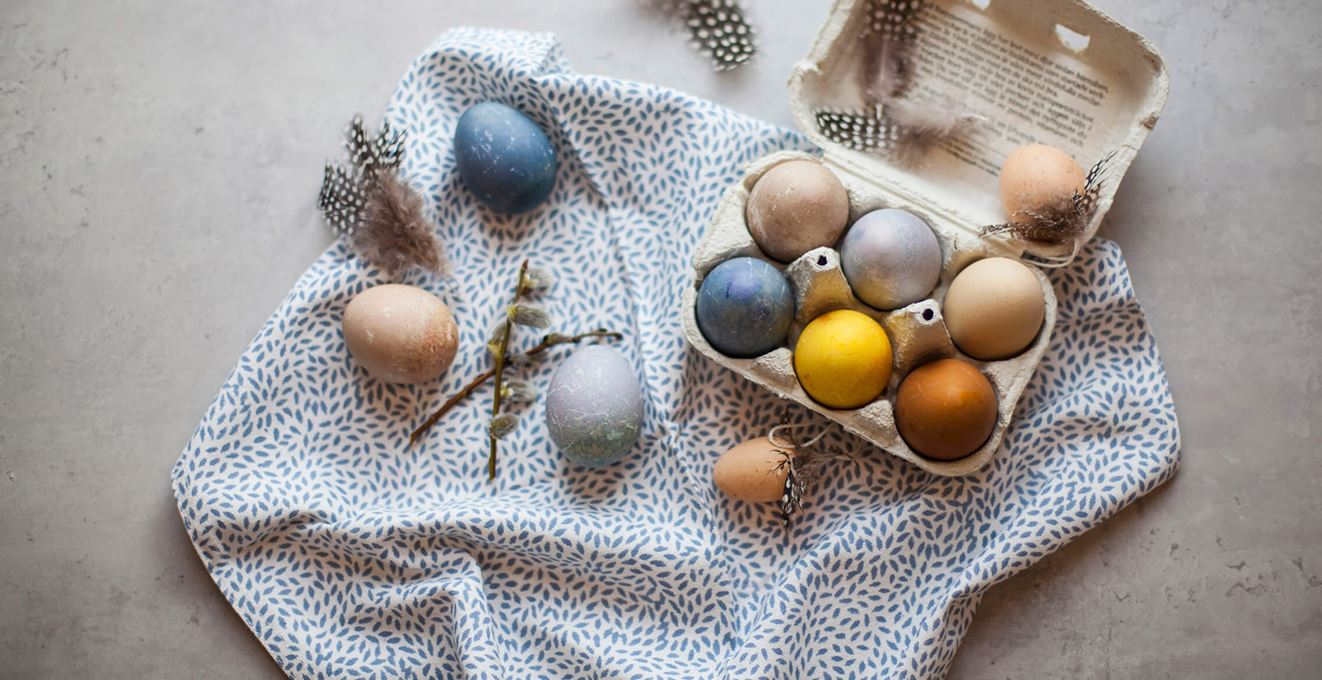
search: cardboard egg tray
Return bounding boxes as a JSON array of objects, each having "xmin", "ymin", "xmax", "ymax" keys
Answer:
[{"xmin": 681, "ymin": 0, "xmax": 1168, "ymax": 476}]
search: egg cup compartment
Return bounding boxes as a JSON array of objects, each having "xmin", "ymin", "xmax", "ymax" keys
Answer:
[{"xmin": 682, "ymin": 151, "xmax": 1057, "ymax": 476}]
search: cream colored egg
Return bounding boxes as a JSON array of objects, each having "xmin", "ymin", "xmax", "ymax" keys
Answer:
[
  {"xmin": 342, "ymin": 284, "xmax": 459, "ymax": 384},
  {"xmin": 943, "ymin": 258, "xmax": 1045, "ymax": 361},
  {"xmin": 713, "ymin": 436, "xmax": 792, "ymax": 503},
  {"xmin": 998, "ymin": 144, "xmax": 1086, "ymax": 225}
]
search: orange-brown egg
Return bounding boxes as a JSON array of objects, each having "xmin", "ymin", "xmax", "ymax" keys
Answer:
[
  {"xmin": 713, "ymin": 436, "xmax": 792, "ymax": 502},
  {"xmin": 998, "ymin": 144, "xmax": 1086, "ymax": 225},
  {"xmin": 342, "ymin": 284, "xmax": 459, "ymax": 384},
  {"xmin": 895, "ymin": 358, "xmax": 997, "ymax": 461}
]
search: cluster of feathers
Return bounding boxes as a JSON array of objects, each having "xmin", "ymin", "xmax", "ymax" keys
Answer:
[
  {"xmin": 317, "ymin": 116, "xmax": 445, "ymax": 277},
  {"xmin": 814, "ymin": 0, "xmax": 981, "ymax": 168},
  {"xmin": 982, "ymin": 153, "xmax": 1113, "ymax": 246}
]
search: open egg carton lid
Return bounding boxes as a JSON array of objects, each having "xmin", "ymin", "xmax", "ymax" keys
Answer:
[{"xmin": 787, "ymin": 0, "xmax": 1169, "ymax": 264}]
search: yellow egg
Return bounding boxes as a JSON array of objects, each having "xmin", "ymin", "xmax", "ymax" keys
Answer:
[
  {"xmin": 793, "ymin": 309, "xmax": 893, "ymax": 409},
  {"xmin": 713, "ymin": 436, "xmax": 792, "ymax": 502},
  {"xmin": 998, "ymin": 144, "xmax": 1086, "ymax": 225},
  {"xmin": 943, "ymin": 257, "xmax": 1045, "ymax": 360}
]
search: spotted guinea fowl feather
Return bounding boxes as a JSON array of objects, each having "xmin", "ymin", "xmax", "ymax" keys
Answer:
[
  {"xmin": 860, "ymin": 0, "xmax": 924, "ymax": 103},
  {"xmin": 645, "ymin": 0, "xmax": 756, "ymax": 71},
  {"xmin": 317, "ymin": 116, "xmax": 444, "ymax": 275}
]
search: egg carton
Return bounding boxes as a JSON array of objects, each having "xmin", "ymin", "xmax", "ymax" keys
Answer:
[{"xmin": 681, "ymin": 0, "xmax": 1168, "ymax": 476}]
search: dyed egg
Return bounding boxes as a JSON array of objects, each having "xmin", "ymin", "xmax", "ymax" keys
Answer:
[
  {"xmin": 943, "ymin": 257, "xmax": 1045, "ymax": 360},
  {"xmin": 454, "ymin": 102, "xmax": 558, "ymax": 213},
  {"xmin": 713, "ymin": 436, "xmax": 792, "ymax": 502},
  {"xmin": 794, "ymin": 309, "xmax": 893, "ymax": 409},
  {"xmin": 839, "ymin": 208, "xmax": 943, "ymax": 310},
  {"xmin": 545, "ymin": 345, "xmax": 644, "ymax": 467},
  {"xmin": 696, "ymin": 257, "xmax": 795, "ymax": 358},
  {"xmin": 745, "ymin": 159, "xmax": 850, "ymax": 263},
  {"xmin": 895, "ymin": 358, "xmax": 997, "ymax": 461},
  {"xmin": 342, "ymin": 284, "xmax": 458, "ymax": 384},
  {"xmin": 999, "ymin": 143, "xmax": 1086, "ymax": 224}
]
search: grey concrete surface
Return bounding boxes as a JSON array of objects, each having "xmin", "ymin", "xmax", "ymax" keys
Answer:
[{"xmin": 0, "ymin": 0, "xmax": 1318, "ymax": 678}]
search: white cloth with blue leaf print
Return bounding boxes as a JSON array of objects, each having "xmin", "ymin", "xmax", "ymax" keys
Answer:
[{"xmin": 172, "ymin": 28, "xmax": 1180, "ymax": 680}]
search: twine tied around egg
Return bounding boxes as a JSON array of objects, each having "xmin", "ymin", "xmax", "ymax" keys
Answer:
[
  {"xmin": 766, "ymin": 418, "xmax": 854, "ymax": 527},
  {"xmin": 980, "ymin": 151, "xmax": 1117, "ymax": 267},
  {"xmin": 767, "ymin": 422, "xmax": 829, "ymax": 450}
]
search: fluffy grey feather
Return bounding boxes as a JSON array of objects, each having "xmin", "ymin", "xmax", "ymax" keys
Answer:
[
  {"xmin": 355, "ymin": 172, "xmax": 446, "ymax": 277},
  {"xmin": 884, "ymin": 99, "xmax": 983, "ymax": 168}
]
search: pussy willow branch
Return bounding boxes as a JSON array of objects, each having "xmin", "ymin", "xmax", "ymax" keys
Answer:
[
  {"xmin": 485, "ymin": 260, "xmax": 531, "ymax": 479},
  {"xmin": 407, "ymin": 329, "xmax": 624, "ymax": 446}
]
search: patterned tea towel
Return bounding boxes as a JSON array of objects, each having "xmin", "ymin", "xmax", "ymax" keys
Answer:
[{"xmin": 172, "ymin": 28, "xmax": 1180, "ymax": 680}]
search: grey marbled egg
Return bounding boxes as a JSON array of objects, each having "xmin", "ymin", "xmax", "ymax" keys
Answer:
[
  {"xmin": 545, "ymin": 345, "xmax": 644, "ymax": 467},
  {"xmin": 839, "ymin": 208, "xmax": 943, "ymax": 310}
]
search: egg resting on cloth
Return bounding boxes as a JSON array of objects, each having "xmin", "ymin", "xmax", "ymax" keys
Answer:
[
  {"xmin": 712, "ymin": 436, "xmax": 792, "ymax": 502},
  {"xmin": 171, "ymin": 29, "xmax": 1180, "ymax": 680},
  {"xmin": 454, "ymin": 101, "xmax": 559, "ymax": 214},
  {"xmin": 545, "ymin": 345, "xmax": 643, "ymax": 466},
  {"xmin": 341, "ymin": 284, "xmax": 459, "ymax": 384}
]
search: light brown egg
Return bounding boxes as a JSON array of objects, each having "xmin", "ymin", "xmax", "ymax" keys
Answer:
[
  {"xmin": 998, "ymin": 144, "xmax": 1086, "ymax": 225},
  {"xmin": 713, "ymin": 436, "xmax": 792, "ymax": 502},
  {"xmin": 943, "ymin": 257, "xmax": 1045, "ymax": 360},
  {"xmin": 895, "ymin": 358, "xmax": 997, "ymax": 461},
  {"xmin": 342, "ymin": 284, "xmax": 459, "ymax": 384},
  {"xmin": 745, "ymin": 159, "xmax": 850, "ymax": 263}
]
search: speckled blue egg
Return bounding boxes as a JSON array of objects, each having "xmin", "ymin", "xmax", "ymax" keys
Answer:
[
  {"xmin": 695, "ymin": 257, "xmax": 795, "ymax": 358},
  {"xmin": 545, "ymin": 345, "xmax": 644, "ymax": 467},
  {"xmin": 453, "ymin": 102, "xmax": 558, "ymax": 213},
  {"xmin": 839, "ymin": 208, "xmax": 943, "ymax": 310}
]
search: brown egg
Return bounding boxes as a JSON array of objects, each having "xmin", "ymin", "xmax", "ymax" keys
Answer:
[
  {"xmin": 895, "ymin": 359, "xmax": 998, "ymax": 461},
  {"xmin": 342, "ymin": 284, "xmax": 459, "ymax": 384},
  {"xmin": 998, "ymin": 144, "xmax": 1086, "ymax": 225},
  {"xmin": 745, "ymin": 159, "xmax": 850, "ymax": 263},
  {"xmin": 713, "ymin": 436, "xmax": 792, "ymax": 502},
  {"xmin": 943, "ymin": 257, "xmax": 1046, "ymax": 360}
]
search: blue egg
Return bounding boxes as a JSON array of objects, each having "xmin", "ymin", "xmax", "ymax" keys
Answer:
[
  {"xmin": 696, "ymin": 257, "xmax": 795, "ymax": 358},
  {"xmin": 453, "ymin": 102, "xmax": 558, "ymax": 213}
]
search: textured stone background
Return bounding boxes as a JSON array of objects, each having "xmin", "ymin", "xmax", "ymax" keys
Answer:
[{"xmin": 1, "ymin": 1, "xmax": 1318, "ymax": 678}]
